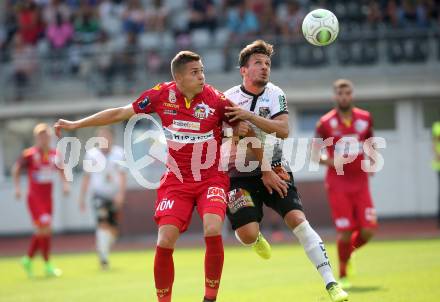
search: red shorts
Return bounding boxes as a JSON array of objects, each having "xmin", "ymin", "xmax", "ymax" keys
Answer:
[
  {"xmin": 27, "ymin": 195, "xmax": 52, "ymax": 227},
  {"xmin": 326, "ymin": 184, "xmax": 377, "ymax": 232},
  {"xmin": 155, "ymin": 173, "xmax": 229, "ymax": 233}
]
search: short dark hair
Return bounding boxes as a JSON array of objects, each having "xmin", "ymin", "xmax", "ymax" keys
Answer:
[
  {"xmin": 171, "ymin": 51, "xmax": 201, "ymax": 77},
  {"xmin": 238, "ymin": 40, "xmax": 274, "ymax": 67}
]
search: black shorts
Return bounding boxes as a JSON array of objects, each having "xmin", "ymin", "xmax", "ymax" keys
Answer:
[
  {"xmin": 226, "ymin": 173, "xmax": 304, "ymax": 230},
  {"xmin": 93, "ymin": 195, "xmax": 119, "ymax": 227}
]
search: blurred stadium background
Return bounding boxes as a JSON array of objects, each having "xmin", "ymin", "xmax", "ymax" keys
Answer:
[{"xmin": 0, "ymin": 0, "xmax": 439, "ymax": 300}]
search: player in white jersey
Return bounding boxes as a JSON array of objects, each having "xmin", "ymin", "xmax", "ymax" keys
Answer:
[
  {"xmin": 78, "ymin": 127, "xmax": 126, "ymax": 270},
  {"xmin": 223, "ymin": 40, "xmax": 348, "ymax": 302}
]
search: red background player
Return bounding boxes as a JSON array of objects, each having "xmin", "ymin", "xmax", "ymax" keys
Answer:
[
  {"xmin": 13, "ymin": 123, "xmax": 69, "ymax": 277},
  {"xmin": 316, "ymin": 79, "xmax": 377, "ymax": 289}
]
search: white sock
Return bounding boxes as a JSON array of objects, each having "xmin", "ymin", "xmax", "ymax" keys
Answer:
[
  {"xmin": 96, "ymin": 228, "xmax": 113, "ymax": 262},
  {"xmin": 235, "ymin": 231, "xmax": 258, "ymax": 246},
  {"xmin": 293, "ymin": 221, "xmax": 336, "ymax": 286}
]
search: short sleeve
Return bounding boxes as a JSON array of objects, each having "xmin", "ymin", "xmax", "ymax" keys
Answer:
[
  {"xmin": 16, "ymin": 149, "xmax": 32, "ymax": 169},
  {"xmin": 131, "ymin": 83, "xmax": 163, "ymax": 114},
  {"xmin": 315, "ymin": 119, "xmax": 326, "ymax": 139},
  {"xmin": 270, "ymin": 88, "xmax": 288, "ymax": 119},
  {"xmin": 365, "ymin": 114, "xmax": 374, "ymax": 139},
  {"xmin": 214, "ymin": 89, "xmax": 238, "ymax": 126}
]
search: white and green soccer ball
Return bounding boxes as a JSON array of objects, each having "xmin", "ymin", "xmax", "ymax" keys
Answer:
[{"xmin": 302, "ymin": 9, "xmax": 339, "ymax": 46}]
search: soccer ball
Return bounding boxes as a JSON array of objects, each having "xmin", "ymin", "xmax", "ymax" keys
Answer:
[{"xmin": 302, "ymin": 9, "xmax": 339, "ymax": 46}]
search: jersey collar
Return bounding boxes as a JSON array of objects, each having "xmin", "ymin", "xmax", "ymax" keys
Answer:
[{"xmin": 239, "ymin": 85, "xmax": 266, "ymax": 98}]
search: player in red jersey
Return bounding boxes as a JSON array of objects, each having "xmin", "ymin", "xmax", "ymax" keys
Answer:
[
  {"xmin": 54, "ymin": 51, "xmax": 248, "ymax": 302},
  {"xmin": 315, "ymin": 79, "xmax": 377, "ymax": 289},
  {"xmin": 12, "ymin": 123, "xmax": 70, "ymax": 277}
]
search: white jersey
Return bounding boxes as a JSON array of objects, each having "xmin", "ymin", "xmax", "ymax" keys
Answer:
[
  {"xmin": 224, "ymin": 82, "xmax": 289, "ymax": 177},
  {"xmin": 84, "ymin": 146, "xmax": 125, "ymax": 199}
]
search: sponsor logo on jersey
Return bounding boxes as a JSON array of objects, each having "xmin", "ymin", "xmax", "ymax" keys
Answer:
[
  {"xmin": 164, "ymin": 129, "xmax": 214, "ymax": 143},
  {"xmin": 329, "ymin": 117, "xmax": 338, "ymax": 129},
  {"xmin": 168, "ymin": 89, "xmax": 177, "ymax": 103},
  {"xmin": 260, "ymin": 98, "xmax": 270, "ymax": 103},
  {"xmin": 354, "ymin": 119, "xmax": 369, "ymax": 133},
  {"xmin": 172, "ymin": 120, "xmax": 200, "ymax": 131},
  {"xmin": 207, "ymin": 187, "xmax": 226, "ymax": 202},
  {"xmin": 164, "ymin": 109, "xmax": 177, "ymax": 115},
  {"xmin": 194, "ymin": 102, "xmax": 215, "ymax": 119},
  {"xmin": 238, "ymin": 99, "xmax": 250, "ymax": 106},
  {"xmin": 156, "ymin": 199, "xmax": 175, "ymax": 212},
  {"xmin": 259, "ymin": 107, "xmax": 270, "ymax": 118},
  {"xmin": 164, "ymin": 102, "xmax": 179, "ymax": 109},
  {"xmin": 227, "ymin": 188, "xmax": 254, "ymax": 214},
  {"xmin": 138, "ymin": 97, "xmax": 150, "ymax": 110}
]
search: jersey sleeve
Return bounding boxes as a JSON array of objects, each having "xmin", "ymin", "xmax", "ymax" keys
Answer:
[
  {"xmin": 16, "ymin": 149, "xmax": 32, "ymax": 169},
  {"xmin": 214, "ymin": 89, "xmax": 239, "ymax": 126},
  {"xmin": 315, "ymin": 119, "xmax": 327, "ymax": 139},
  {"xmin": 366, "ymin": 114, "xmax": 374, "ymax": 139},
  {"xmin": 131, "ymin": 83, "xmax": 163, "ymax": 114},
  {"xmin": 270, "ymin": 88, "xmax": 288, "ymax": 119}
]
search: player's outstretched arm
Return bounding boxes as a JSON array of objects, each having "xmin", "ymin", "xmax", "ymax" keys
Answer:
[
  {"xmin": 11, "ymin": 162, "xmax": 22, "ymax": 200},
  {"xmin": 225, "ymin": 103, "xmax": 289, "ymax": 138},
  {"xmin": 54, "ymin": 104, "xmax": 135, "ymax": 136}
]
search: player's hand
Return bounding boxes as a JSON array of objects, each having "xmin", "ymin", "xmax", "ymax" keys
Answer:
[
  {"xmin": 233, "ymin": 121, "xmax": 250, "ymax": 137},
  {"xmin": 225, "ymin": 103, "xmax": 254, "ymax": 122},
  {"xmin": 15, "ymin": 188, "xmax": 22, "ymax": 200},
  {"xmin": 261, "ymin": 170, "xmax": 288, "ymax": 198},
  {"xmin": 54, "ymin": 119, "xmax": 78, "ymax": 137}
]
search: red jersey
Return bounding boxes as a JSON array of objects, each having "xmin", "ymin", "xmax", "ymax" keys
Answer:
[
  {"xmin": 132, "ymin": 82, "xmax": 234, "ymax": 182},
  {"xmin": 316, "ymin": 107, "xmax": 373, "ymax": 191},
  {"xmin": 17, "ymin": 147, "xmax": 59, "ymax": 199}
]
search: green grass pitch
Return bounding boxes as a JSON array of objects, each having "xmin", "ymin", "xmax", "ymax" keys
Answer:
[{"xmin": 1, "ymin": 239, "xmax": 439, "ymax": 302}]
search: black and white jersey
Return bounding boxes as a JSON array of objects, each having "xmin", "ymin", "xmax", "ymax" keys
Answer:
[{"xmin": 224, "ymin": 82, "xmax": 289, "ymax": 178}]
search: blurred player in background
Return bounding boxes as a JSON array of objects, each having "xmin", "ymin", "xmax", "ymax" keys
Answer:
[
  {"xmin": 223, "ymin": 40, "xmax": 348, "ymax": 302},
  {"xmin": 78, "ymin": 127, "xmax": 126, "ymax": 270},
  {"xmin": 12, "ymin": 123, "xmax": 70, "ymax": 277},
  {"xmin": 432, "ymin": 119, "xmax": 440, "ymax": 227},
  {"xmin": 54, "ymin": 51, "xmax": 246, "ymax": 302},
  {"xmin": 316, "ymin": 79, "xmax": 377, "ymax": 289}
]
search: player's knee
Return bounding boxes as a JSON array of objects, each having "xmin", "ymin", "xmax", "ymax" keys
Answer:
[
  {"xmin": 236, "ymin": 228, "xmax": 259, "ymax": 245},
  {"xmin": 361, "ymin": 228, "xmax": 375, "ymax": 241},
  {"xmin": 157, "ymin": 234, "xmax": 177, "ymax": 249},
  {"xmin": 338, "ymin": 231, "xmax": 352, "ymax": 242},
  {"xmin": 203, "ymin": 223, "xmax": 222, "ymax": 237},
  {"xmin": 284, "ymin": 210, "xmax": 306, "ymax": 229}
]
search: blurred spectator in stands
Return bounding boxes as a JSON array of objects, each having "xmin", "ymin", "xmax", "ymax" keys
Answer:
[
  {"xmin": 256, "ymin": 0, "xmax": 280, "ymax": 37},
  {"xmin": 385, "ymin": 0, "xmax": 399, "ymax": 26},
  {"xmin": 145, "ymin": 0, "xmax": 169, "ymax": 33},
  {"xmin": 226, "ymin": 0, "xmax": 259, "ymax": 41},
  {"xmin": 121, "ymin": 0, "xmax": 145, "ymax": 35},
  {"xmin": 279, "ymin": 0, "xmax": 305, "ymax": 40},
  {"xmin": 11, "ymin": 34, "xmax": 38, "ymax": 101},
  {"xmin": 43, "ymin": 0, "xmax": 72, "ymax": 26},
  {"xmin": 117, "ymin": 31, "xmax": 138, "ymax": 93},
  {"xmin": 187, "ymin": 0, "xmax": 218, "ymax": 34},
  {"xmin": 46, "ymin": 13, "xmax": 74, "ymax": 49},
  {"xmin": 17, "ymin": 0, "xmax": 45, "ymax": 46},
  {"xmin": 223, "ymin": 0, "xmax": 259, "ymax": 71},
  {"xmin": 74, "ymin": 2, "xmax": 100, "ymax": 44},
  {"xmin": 366, "ymin": 0, "xmax": 383, "ymax": 27},
  {"xmin": 2, "ymin": 1, "xmax": 19, "ymax": 52},
  {"xmin": 422, "ymin": 0, "xmax": 440, "ymax": 25},
  {"xmin": 94, "ymin": 31, "xmax": 115, "ymax": 96},
  {"xmin": 98, "ymin": 0, "xmax": 123, "ymax": 37},
  {"xmin": 397, "ymin": 0, "xmax": 429, "ymax": 28}
]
